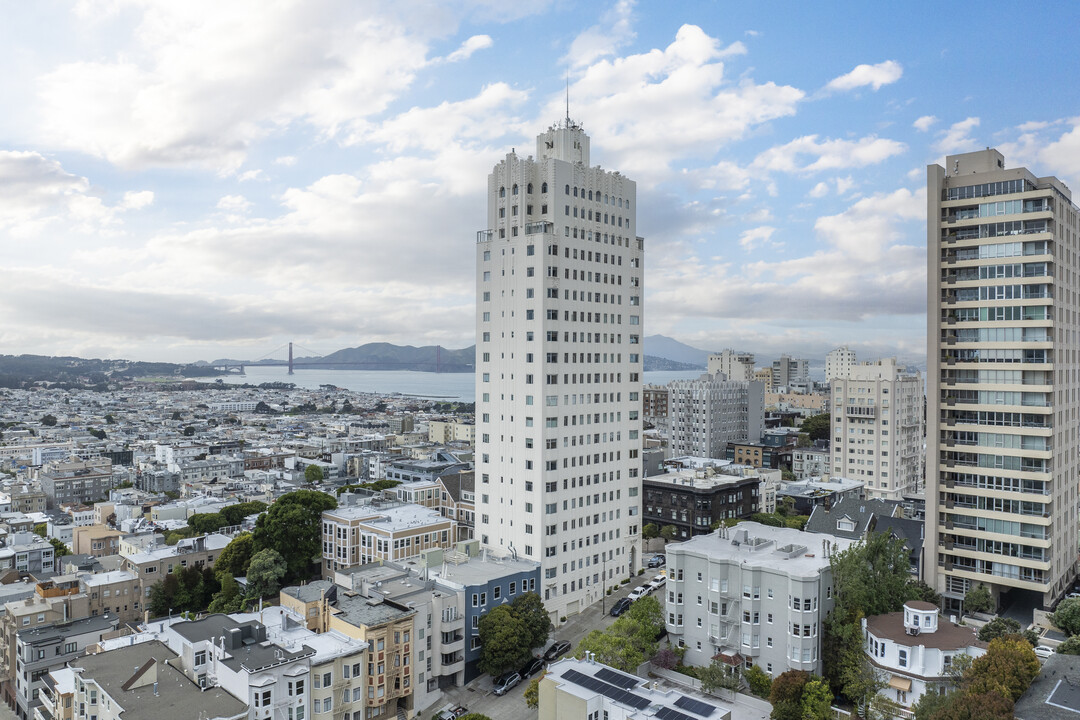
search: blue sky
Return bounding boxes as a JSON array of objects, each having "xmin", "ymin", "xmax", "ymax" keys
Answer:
[{"xmin": 2, "ymin": 0, "xmax": 1079, "ymax": 366}]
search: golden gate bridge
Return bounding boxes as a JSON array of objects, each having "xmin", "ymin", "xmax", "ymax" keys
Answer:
[{"xmin": 211, "ymin": 342, "xmax": 472, "ymax": 375}]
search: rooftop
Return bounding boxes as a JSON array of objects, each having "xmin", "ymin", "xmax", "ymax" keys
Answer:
[
  {"xmin": 669, "ymin": 522, "xmax": 855, "ymax": 577},
  {"xmin": 69, "ymin": 641, "xmax": 247, "ymax": 720},
  {"xmin": 865, "ymin": 611, "xmax": 986, "ymax": 652},
  {"xmin": 546, "ymin": 656, "xmax": 730, "ymax": 720},
  {"xmin": 1014, "ymin": 652, "xmax": 1080, "ymax": 720}
]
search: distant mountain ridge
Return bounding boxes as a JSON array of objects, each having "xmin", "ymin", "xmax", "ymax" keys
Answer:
[{"xmin": 208, "ymin": 336, "xmax": 711, "ymax": 373}]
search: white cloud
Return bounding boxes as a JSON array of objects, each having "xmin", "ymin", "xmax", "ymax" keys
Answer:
[
  {"xmin": 273, "ymin": 155, "xmax": 297, "ymax": 166},
  {"xmin": 0, "ymin": 151, "xmax": 126, "ymax": 235},
  {"xmin": 913, "ymin": 115, "xmax": 937, "ymax": 132},
  {"xmin": 738, "ymin": 225, "xmax": 776, "ymax": 251},
  {"xmin": 808, "ymin": 182, "xmax": 829, "ymax": 198},
  {"xmin": 564, "ymin": 0, "xmax": 637, "ymax": 69},
  {"xmin": 835, "ymin": 176, "xmax": 856, "ymax": 195},
  {"xmin": 934, "ymin": 117, "xmax": 980, "ymax": 154},
  {"xmin": 442, "ymin": 34, "xmax": 493, "ymax": 63},
  {"xmin": 119, "ymin": 190, "xmax": 154, "ymax": 210},
  {"xmin": 751, "ymin": 134, "xmax": 906, "ymax": 174},
  {"xmin": 824, "ymin": 60, "xmax": 902, "ymax": 93},
  {"xmin": 237, "ymin": 170, "xmax": 263, "ymax": 182},
  {"xmin": 555, "ymin": 24, "xmax": 803, "ymax": 182},
  {"xmin": 216, "ymin": 195, "xmax": 252, "ymax": 212},
  {"xmin": 33, "ymin": 2, "xmax": 457, "ymax": 170}
]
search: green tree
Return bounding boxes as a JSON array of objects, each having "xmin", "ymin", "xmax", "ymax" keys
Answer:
[
  {"xmin": 88, "ymin": 428, "xmax": 107, "ymax": 440},
  {"xmin": 660, "ymin": 525, "xmax": 678, "ymax": 542},
  {"xmin": 912, "ymin": 688, "xmax": 952, "ymax": 720},
  {"xmin": 49, "ymin": 538, "xmax": 70, "ymax": 557},
  {"xmin": 625, "ymin": 595, "xmax": 664, "ymax": 638},
  {"xmin": 252, "ymin": 489, "xmax": 337, "ymax": 582},
  {"xmin": 510, "ymin": 592, "xmax": 553, "ymax": 650},
  {"xmin": 927, "ymin": 691, "xmax": 1012, "ymax": 720},
  {"xmin": 32, "ymin": 523, "xmax": 47, "ymax": 538},
  {"xmin": 457, "ymin": 715, "xmax": 493, "ymax": 720},
  {"xmin": 524, "ymin": 673, "xmax": 544, "ymax": 709},
  {"xmin": 188, "ymin": 512, "xmax": 225, "ymax": 534},
  {"xmin": 907, "ymin": 580, "xmax": 942, "ymax": 606},
  {"xmin": 769, "ymin": 670, "xmax": 810, "ymax": 720},
  {"xmin": 743, "ymin": 664, "xmax": 773, "ymax": 698},
  {"xmin": 40, "ymin": 414, "xmax": 57, "ymax": 426},
  {"xmin": 477, "ymin": 605, "xmax": 532, "ymax": 676},
  {"xmin": 246, "ymin": 549, "xmax": 288, "ymax": 598},
  {"xmin": 1057, "ymin": 635, "xmax": 1080, "ymax": 654},
  {"xmin": 963, "ymin": 584, "xmax": 993, "ymax": 614},
  {"xmin": 800, "ymin": 413, "xmax": 831, "ymax": 441},
  {"xmin": 304, "ymin": 464, "xmax": 324, "ymax": 484},
  {"xmin": 800, "ymin": 677, "xmax": 833, "ymax": 720},
  {"xmin": 977, "ymin": 617, "xmax": 1021, "ymax": 642},
  {"xmin": 699, "ymin": 658, "xmax": 740, "ymax": 695},
  {"xmin": 104, "ymin": 414, "xmax": 116, "ymax": 424},
  {"xmin": 208, "ymin": 574, "xmax": 247, "ymax": 613},
  {"xmin": 750, "ymin": 513, "xmax": 784, "ymax": 527},
  {"xmin": 219, "ymin": 501, "xmax": 267, "ymax": 527},
  {"xmin": 183, "ymin": 425, "xmax": 196, "ymax": 436},
  {"xmin": 1050, "ymin": 597, "xmax": 1080, "ymax": 636},
  {"xmin": 642, "ymin": 523, "xmax": 659, "ymax": 540},
  {"xmin": 964, "ymin": 635, "xmax": 1039, "ymax": 702},
  {"xmin": 215, "ymin": 533, "xmax": 255, "ymax": 577}
]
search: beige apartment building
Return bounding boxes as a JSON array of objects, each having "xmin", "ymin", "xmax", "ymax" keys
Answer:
[
  {"xmin": 927, "ymin": 149, "xmax": 1080, "ymax": 615},
  {"xmin": 427, "ymin": 420, "xmax": 476, "ymax": 445},
  {"xmin": 321, "ymin": 502, "xmax": 456, "ymax": 576},
  {"xmin": 830, "ymin": 359, "xmax": 923, "ymax": 501},
  {"xmin": 71, "ymin": 525, "xmax": 122, "ymax": 557},
  {"xmin": 707, "ymin": 349, "xmax": 756, "ymax": 382}
]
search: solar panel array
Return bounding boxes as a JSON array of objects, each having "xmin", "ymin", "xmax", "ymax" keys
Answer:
[
  {"xmin": 561, "ymin": 669, "xmax": 651, "ymax": 710},
  {"xmin": 595, "ymin": 667, "xmax": 639, "ymax": 689},
  {"xmin": 674, "ymin": 695, "xmax": 717, "ymax": 717},
  {"xmin": 656, "ymin": 707, "xmax": 697, "ymax": 720}
]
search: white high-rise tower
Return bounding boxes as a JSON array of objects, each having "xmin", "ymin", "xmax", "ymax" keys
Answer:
[{"xmin": 475, "ymin": 119, "xmax": 644, "ymax": 622}]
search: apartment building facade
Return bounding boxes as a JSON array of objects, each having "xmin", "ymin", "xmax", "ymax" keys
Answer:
[
  {"xmin": 668, "ymin": 374, "xmax": 765, "ymax": 459},
  {"xmin": 830, "ymin": 359, "xmax": 924, "ymax": 501},
  {"xmin": 665, "ymin": 523, "xmax": 854, "ymax": 677},
  {"xmin": 707, "ymin": 350, "xmax": 756, "ymax": 382},
  {"xmin": 474, "ymin": 119, "xmax": 644, "ymax": 620},
  {"xmin": 927, "ymin": 149, "xmax": 1080, "ymax": 612}
]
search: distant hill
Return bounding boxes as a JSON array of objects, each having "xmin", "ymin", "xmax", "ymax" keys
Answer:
[
  {"xmin": 309, "ymin": 343, "xmax": 475, "ymax": 372},
  {"xmin": 643, "ymin": 355, "xmax": 702, "ymax": 372},
  {"xmin": 643, "ymin": 335, "xmax": 710, "ymax": 367}
]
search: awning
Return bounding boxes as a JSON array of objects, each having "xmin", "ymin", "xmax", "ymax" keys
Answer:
[{"xmin": 888, "ymin": 676, "xmax": 912, "ymax": 692}]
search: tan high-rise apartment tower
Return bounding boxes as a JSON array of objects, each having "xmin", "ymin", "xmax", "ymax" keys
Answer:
[{"xmin": 927, "ymin": 149, "xmax": 1079, "ymax": 616}]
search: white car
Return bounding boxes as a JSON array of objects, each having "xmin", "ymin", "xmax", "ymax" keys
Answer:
[
  {"xmin": 647, "ymin": 575, "xmax": 666, "ymax": 591},
  {"xmin": 1033, "ymin": 645, "xmax": 1054, "ymax": 660},
  {"xmin": 627, "ymin": 586, "xmax": 650, "ymax": 602},
  {"xmin": 1066, "ymin": 592, "xmax": 1080, "ymax": 599}
]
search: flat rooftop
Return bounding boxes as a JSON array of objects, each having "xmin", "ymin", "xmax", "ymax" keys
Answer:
[
  {"xmin": 669, "ymin": 522, "xmax": 855, "ymax": 576},
  {"xmin": 69, "ymin": 641, "xmax": 247, "ymax": 720}
]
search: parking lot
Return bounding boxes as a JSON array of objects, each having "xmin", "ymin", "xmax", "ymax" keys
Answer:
[{"xmin": 432, "ymin": 559, "xmax": 666, "ymax": 719}]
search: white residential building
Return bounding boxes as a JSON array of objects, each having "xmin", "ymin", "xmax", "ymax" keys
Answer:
[
  {"xmin": 862, "ymin": 600, "xmax": 986, "ymax": 710},
  {"xmin": 665, "ymin": 522, "xmax": 854, "ymax": 677},
  {"xmin": 771, "ymin": 355, "xmax": 809, "ymax": 390},
  {"xmin": 475, "ymin": 118, "xmax": 644, "ymax": 621},
  {"xmin": 668, "ymin": 373, "xmax": 765, "ymax": 459},
  {"xmin": 830, "ymin": 358, "xmax": 924, "ymax": 501},
  {"xmin": 707, "ymin": 350, "xmax": 755, "ymax": 382},
  {"xmin": 825, "ymin": 346, "xmax": 857, "ymax": 382}
]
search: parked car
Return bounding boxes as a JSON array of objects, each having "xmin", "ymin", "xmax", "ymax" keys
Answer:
[
  {"xmin": 544, "ymin": 640, "xmax": 572, "ymax": 661},
  {"xmin": 493, "ymin": 672, "xmax": 522, "ymax": 696},
  {"xmin": 627, "ymin": 586, "xmax": 650, "ymax": 601},
  {"xmin": 519, "ymin": 657, "xmax": 545, "ymax": 678},
  {"xmin": 435, "ymin": 706, "xmax": 468, "ymax": 720},
  {"xmin": 1033, "ymin": 645, "xmax": 1054, "ymax": 660},
  {"xmin": 647, "ymin": 555, "xmax": 666, "ymax": 568},
  {"xmin": 610, "ymin": 597, "xmax": 633, "ymax": 617},
  {"xmin": 647, "ymin": 575, "xmax": 666, "ymax": 591},
  {"xmin": 1066, "ymin": 592, "xmax": 1080, "ymax": 599}
]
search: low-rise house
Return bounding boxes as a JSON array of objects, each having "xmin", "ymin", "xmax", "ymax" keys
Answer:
[
  {"xmin": 862, "ymin": 600, "xmax": 987, "ymax": 710},
  {"xmin": 121, "ymin": 533, "xmax": 230, "ymax": 581},
  {"xmin": 321, "ymin": 501, "xmax": 456, "ymax": 577}
]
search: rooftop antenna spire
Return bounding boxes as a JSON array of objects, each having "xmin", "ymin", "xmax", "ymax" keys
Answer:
[{"xmin": 565, "ymin": 70, "xmax": 570, "ymax": 125}]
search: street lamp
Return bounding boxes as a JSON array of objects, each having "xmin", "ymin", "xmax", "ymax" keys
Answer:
[{"xmin": 601, "ymin": 555, "xmax": 607, "ymax": 614}]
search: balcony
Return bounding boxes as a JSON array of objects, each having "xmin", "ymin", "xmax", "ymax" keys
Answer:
[
  {"xmin": 440, "ymin": 633, "xmax": 465, "ymax": 653},
  {"xmin": 845, "ymin": 406, "xmax": 876, "ymax": 419},
  {"xmin": 441, "ymin": 614, "xmax": 465, "ymax": 631},
  {"xmin": 441, "ymin": 653, "xmax": 465, "ymax": 675}
]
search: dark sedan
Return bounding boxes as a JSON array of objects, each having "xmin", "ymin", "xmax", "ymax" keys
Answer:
[{"xmin": 543, "ymin": 640, "xmax": 572, "ymax": 661}]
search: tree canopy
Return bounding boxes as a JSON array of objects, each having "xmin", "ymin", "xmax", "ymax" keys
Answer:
[
  {"xmin": 252, "ymin": 489, "xmax": 337, "ymax": 582},
  {"xmin": 963, "ymin": 584, "xmax": 993, "ymax": 614},
  {"xmin": 149, "ymin": 566, "xmax": 220, "ymax": 616},
  {"xmin": 576, "ymin": 596, "xmax": 664, "ymax": 672},
  {"xmin": 246, "ymin": 549, "xmax": 288, "ymax": 598},
  {"xmin": 304, "ymin": 464, "xmax": 324, "ymax": 484},
  {"xmin": 477, "ymin": 605, "xmax": 532, "ymax": 676},
  {"xmin": 769, "ymin": 670, "xmax": 810, "ymax": 720},
  {"xmin": 510, "ymin": 592, "xmax": 553, "ymax": 651},
  {"xmin": 1050, "ymin": 597, "xmax": 1080, "ymax": 636},
  {"xmin": 215, "ymin": 533, "xmax": 255, "ymax": 578},
  {"xmin": 976, "ymin": 617, "xmax": 1022, "ymax": 642},
  {"xmin": 40, "ymin": 414, "xmax": 57, "ymax": 426},
  {"xmin": 800, "ymin": 413, "xmax": 831, "ymax": 441}
]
